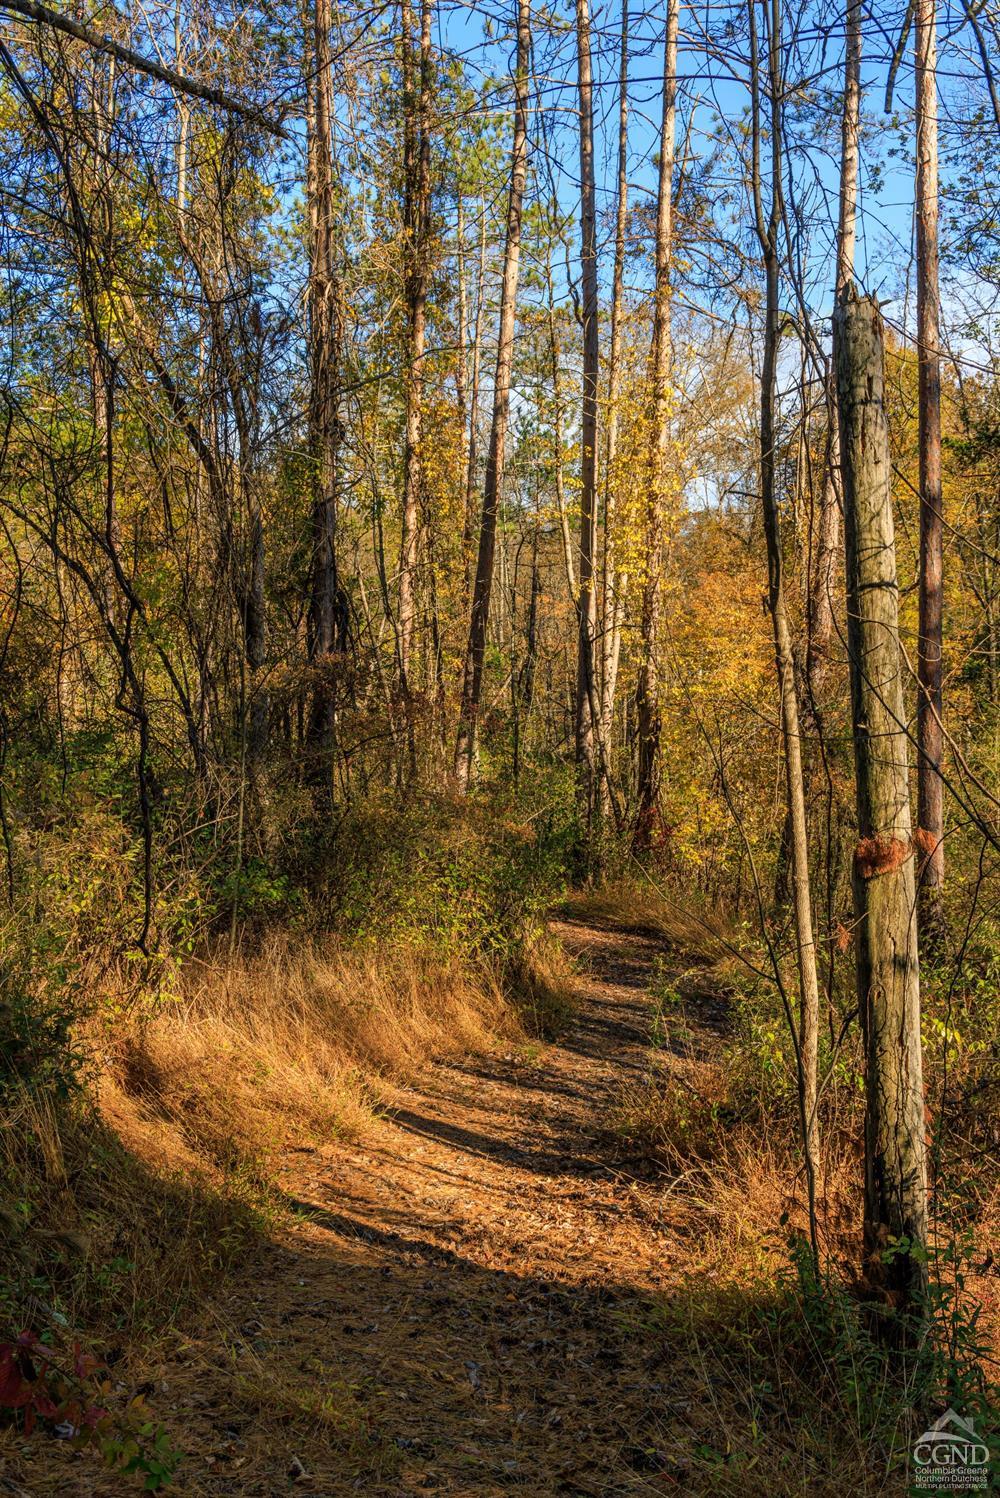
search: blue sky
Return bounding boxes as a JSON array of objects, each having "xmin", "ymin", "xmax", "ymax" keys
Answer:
[{"xmin": 421, "ymin": 0, "xmax": 995, "ymax": 369}]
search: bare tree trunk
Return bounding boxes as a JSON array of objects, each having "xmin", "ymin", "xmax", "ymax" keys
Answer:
[
  {"xmin": 915, "ymin": 0, "xmax": 946, "ymax": 939},
  {"xmin": 749, "ymin": 0, "xmax": 821, "ymax": 1243},
  {"xmin": 456, "ymin": 191, "xmax": 468, "ymax": 470},
  {"xmin": 246, "ymin": 499, "xmax": 268, "ymax": 757},
  {"xmin": 463, "ymin": 196, "xmax": 487, "ymax": 596},
  {"xmin": 634, "ymin": 0, "xmax": 678, "ymax": 850},
  {"xmin": 398, "ymin": 0, "xmax": 432, "ymax": 706},
  {"xmin": 305, "ymin": 0, "xmax": 346, "ymax": 763},
  {"xmin": 807, "ymin": 0, "xmax": 860, "ymax": 704},
  {"xmin": 173, "ymin": 0, "xmax": 189, "ymax": 214},
  {"xmin": 512, "ymin": 531, "xmax": 540, "ymax": 785},
  {"xmin": 836, "ymin": 0, "xmax": 861, "ymax": 296},
  {"xmin": 574, "ymin": 0, "xmax": 599, "ymax": 823},
  {"xmin": 454, "ymin": 0, "xmax": 530, "ymax": 791},
  {"xmin": 544, "ymin": 238, "xmax": 576, "ymax": 603},
  {"xmin": 834, "ymin": 285, "xmax": 928, "ymax": 1323},
  {"xmin": 599, "ymin": 0, "xmax": 629, "ymax": 821}
]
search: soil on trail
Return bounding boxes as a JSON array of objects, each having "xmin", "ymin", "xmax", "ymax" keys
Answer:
[{"xmin": 18, "ymin": 918, "xmax": 731, "ymax": 1497}]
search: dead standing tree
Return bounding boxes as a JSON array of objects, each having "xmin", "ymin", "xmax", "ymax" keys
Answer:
[{"xmin": 835, "ymin": 285, "xmax": 928, "ymax": 1324}]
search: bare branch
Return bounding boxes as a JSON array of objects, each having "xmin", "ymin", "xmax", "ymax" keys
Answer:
[{"xmin": 0, "ymin": 0, "xmax": 290, "ymax": 137}]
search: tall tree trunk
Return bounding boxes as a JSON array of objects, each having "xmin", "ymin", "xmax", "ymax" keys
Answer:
[
  {"xmin": 305, "ymin": 0, "xmax": 346, "ymax": 764},
  {"xmin": 462, "ymin": 195, "xmax": 487, "ymax": 596},
  {"xmin": 836, "ymin": 0, "xmax": 861, "ymax": 296},
  {"xmin": 834, "ymin": 285, "xmax": 928, "ymax": 1323},
  {"xmin": 915, "ymin": 0, "xmax": 946, "ymax": 938},
  {"xmin": 633, "ymin": 0, "xmax": 678, "ymax": 850},
  {"xmin": 574, "ymin": 0, "xmax": 599, "ymax": 821},
  {"xmin": 599, "ymin": 0, "xmax": 629, "ymax": 820},
  {"xmin": 512, "ymin": 531, "xmax": 540, "ymax": 785},
  {"xmin": 456, "ymin": 191, "xmax": 468, "ymax": 480},
  {"xmin": 246, "ymin": 498, "xmax": 268, "ymax": 757},
  {"xmin": 749, "ymin": 0, "xmax": 822, "ymax": 1243},
  {"xmin": 173, "ymin": 0, "xmax": 189, "ymax": 214},
  {"xmin": 398, "ymin": 0, "xmax": 432, "ymax": 704},
  {"xmin": 544, "ymin": 236, "xmax": 576, "ymax": 603},
  {"xmin": 807, "ymin": 0, "xmax": 860, "ymax": 704},
  {"xmin": 454, "ymin": 0, "xmax": 530, "ymax": 791}
]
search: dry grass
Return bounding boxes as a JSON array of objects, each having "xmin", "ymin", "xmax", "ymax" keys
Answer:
[
  {"xmin": 607, "ymin": 1080, "xmax": 928, "ymax": 1497},
  {"xmin": 0, "ymin": 1082, "xmax": 268, "ymax": 1341},
  {"xmin": 508, "ymin": 926, "xmax": 579, "ymax": 1038},
  {"xmin": 2, "ymin": 910, "xmax": 993, "ymax": 1497},
  {"xmin": 1, "ymin": 934, "xmax": 541, "ymax": 1349},
  {"xmin": 611, "ymin": 1068, "xmax": 726, "ymax": 1165},
  {"xmin": 231, "ymin": 1356, "xmax": 401, "ymax": 1480},
  {"xmin": 103, "ymin": 938, "xmax": 514, "ymax": 1177},
  {"xmin": 562, "ymin": 877, "xmax": 731, "ymax": 963},
  {"xmin": 0, "ymin": 934, "xmax": 555, "ymax": 1492}
]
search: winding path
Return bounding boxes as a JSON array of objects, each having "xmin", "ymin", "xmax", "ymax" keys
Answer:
[{"xmin": 22, "ymin": 918, "xmax": 729, "ymax": 1496}]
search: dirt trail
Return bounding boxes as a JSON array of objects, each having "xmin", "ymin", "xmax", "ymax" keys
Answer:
[{"xmin": 22, "ymin": 919, "xmax": 729, "ymax": 1497}]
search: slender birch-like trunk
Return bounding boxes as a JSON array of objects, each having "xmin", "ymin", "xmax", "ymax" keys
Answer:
[
  {"xmin": 574, "ymin": 0, "xmax": 600, "ymax": 819},
  {"xmin": 544, "ymin": 237, "xmax": 576, "ymax": 604},
  {"xmin": 915, "ymin": 0, "xmax": 946, "ymax": 938},
  {"xmin": 807, "ymin": 0, "xmax": 860, "ymax": 703},
  {"xmin": 749, "ymin": 0, "xmax": 821, "ymax": 1241},
  {"xmin": 462, "ymin": 197, "xmax": 487, "ymax": 596},
  {"xmin": 454, "ymin": 0, "xmax": 530, "ymax": 790},
  {"xmin": 599, "ymin": 0, "xmax": 629, "ymax": 817},
  {"xmin": 634, "ymin": 0, "xmax": 678, "ymax": 848},
  {"xmin": 398, "ymin": 0, "xmax": 432, "ymax": 702}
]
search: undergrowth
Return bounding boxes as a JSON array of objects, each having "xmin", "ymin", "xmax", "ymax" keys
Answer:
[
  {"xmin": 584, "ymin": 872, "xmax": 999, "ymax": 1494},
  {"xmin": 0, "ymin": 781, "xmax": 579, "ymax": 1487},
  {"xmin": 2, "ymin": 822, "xmax": 997, "ymax": 1490},
  {"xmin": 618, "ymin": 1229, "xmax": 999, "ymax": 1497}
]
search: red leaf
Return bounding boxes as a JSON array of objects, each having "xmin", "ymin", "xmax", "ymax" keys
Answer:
[{"xmin": 0, "ymin": 1349, "xmax": 24, "ymax": 1407}]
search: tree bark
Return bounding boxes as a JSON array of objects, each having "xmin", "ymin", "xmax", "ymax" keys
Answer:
[
  {"xmin": 574, "ymin": 0, "xmax": 600, "ymax": 820},
  {"xmin": 836, "ymin": 0, "xmax": 861, "ymax": 297},
  {"xmin": 915, "ymin": 0, "xmax": 946, "ymax": 938},
  {"xmin": 305, "ymin": 0, "xmax": 347, "ymax": 763},
  {"xmin": 749, "ymin": 0, "xmax": 821, "ymax": 1240},
  {"xmin": 454, "ymin": 0, "xmax": 530, "ymax": 791},
  {"xmin": 462, "ymin": 196, "xmax": 487, "ymax": 597},
  {"xmin": 834, "ymin": 284, "xmax": 928, "ymax": 1321},
  {"xmin": 599, "ymin": 0, "xmax": 629, "ymax": 821},
  {"xmin": 398, "ymin": 0, "xmax": 432, "ymax": 706},
  {"xmin": 633, "ymin": 0, "xmax": 678, "ymax": 850},
  {"xmin": 807, "ymin": 0, "xmax": 860, "ymax": 704},
  {"xmin": 456, "ymin": 191, "xmax": 468, "ymax": 479},
  {"xmin": 544, "ymin": 237, "xmax": 576, "ymax": 604},
  {"xmin": 512, "ymin": 532, "xmax": 539, "ymax": 785}
]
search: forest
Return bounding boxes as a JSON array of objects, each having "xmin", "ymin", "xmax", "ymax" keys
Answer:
[{"xmin": 0, "ymin": 0, "xmax": 998, "ymax": 1490}]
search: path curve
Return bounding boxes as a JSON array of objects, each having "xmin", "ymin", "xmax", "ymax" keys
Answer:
[{"xmin": 24, "ymin": 918, "xmax": 727, "ymax": 1497}]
